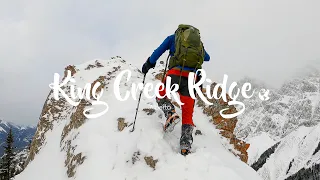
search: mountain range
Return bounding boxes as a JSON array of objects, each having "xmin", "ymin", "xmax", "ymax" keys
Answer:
[
  {"xmin": 235, "ymin": 67, "xmax": 320, "ymax": 179},
  {"xmin": 0, "ymin": 119, "xmax": 36, "ymax": 156}
]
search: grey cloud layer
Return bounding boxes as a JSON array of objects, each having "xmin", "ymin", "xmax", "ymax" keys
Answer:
[{"xmin": 0, "ymin": 0, "xmax": 319, "ymax": 125}]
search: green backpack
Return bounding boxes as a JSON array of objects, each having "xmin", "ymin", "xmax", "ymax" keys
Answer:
[{"xmin": 168, "ymin": 24, "xmax": 205, "ymax": 71}]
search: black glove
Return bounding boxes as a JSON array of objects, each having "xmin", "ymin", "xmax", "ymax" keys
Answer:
[{"xmin": 142, "ymin": 57, "xmax": 156, "ymax": 74}]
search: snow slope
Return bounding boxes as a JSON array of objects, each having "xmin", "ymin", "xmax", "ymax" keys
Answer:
[
  {"xmin": 253, "ymin": 123, "xmax": 320, "ymax": 180},
  {"xmin": 16, "ymin": 57, "xmax": 261, "ymax": 180},
  {"xmin": 247, "ymin": 132, "xmax": 276, "ymax": 165}
]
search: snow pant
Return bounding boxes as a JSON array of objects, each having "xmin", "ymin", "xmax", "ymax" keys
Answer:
[{"xmin": 157, "ymin": 68, "xmax": 197, "ymax": 126}]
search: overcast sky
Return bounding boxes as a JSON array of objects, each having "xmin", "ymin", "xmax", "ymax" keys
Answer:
[{"xmin": 0, "ymin": 0, "xmax": 319, "ymax": 125}]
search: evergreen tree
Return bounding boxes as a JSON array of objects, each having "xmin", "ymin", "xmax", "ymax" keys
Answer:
[
  {"xmin": 0, "ymin": 159, "xmax": 5, "ymax": 180},
  {"xmin": 27, "ymin": 140, "xmax": 32, "ymax": 150},
  {"xmin": 1, "ymin": 128, "xmax": 15, "ymax": 180}
]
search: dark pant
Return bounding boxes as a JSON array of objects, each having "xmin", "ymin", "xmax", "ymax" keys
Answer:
[{"xmin": 158, "ymin": 69, "xmax": 196, "ymax": 126}]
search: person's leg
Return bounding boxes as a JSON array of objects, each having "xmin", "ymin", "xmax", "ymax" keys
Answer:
[
  {"xmin": 156, "ymin": 74, "xmax": 180, "ymax": 131},
  {"xmin": 180, "ymin": 95, "xmax": 195, "ymax": 126},
  {"xmin": 177, "ymin": 75, "xmax": 196, "ymax": 154}
]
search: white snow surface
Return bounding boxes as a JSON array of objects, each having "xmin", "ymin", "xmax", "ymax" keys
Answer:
[
  {"xmin": 15, "ymin": 121, "xmax": 67, "ymax": 179},
  {"xmin": 15, "ymin": 57, "xmax": 261, "ymax": 180},
  {"xmin": 247, "ymin": 133, "xmax": 276, "ymax": 165},
  {"xmin": 0, "ymin": 120, "xmax": 9, "ymax": 129},
  {"xmin": 0, "ymin": 126, "xmax": 5, "ymax": 133},
  {"xmin": 257, "ymin": 124, "xmax": 320, "ymax": 180}
]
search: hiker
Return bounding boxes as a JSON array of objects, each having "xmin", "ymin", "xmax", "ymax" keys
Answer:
[{"xmin": 141, "ymin": 24, "xmax": 210, "ymax": 155}]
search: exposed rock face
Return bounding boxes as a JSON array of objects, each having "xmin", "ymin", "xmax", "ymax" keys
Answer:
[
  {"xmin": 144, "ymin": 156, "xmax": 158, "ymax": 169},
  {"xmin": 26, "ymin": 64, "xmax": 81, "ymax": 167},
  {"xmin": 196, "ymin": 83, "xmax": 250, "ymax": 163},
  {"xmin": 154, "ymin": 70, "xmax": 165, "ymax": 81},
  {"xmin": 84, "ymin": 60, "xmax": 104, "ymax": 70},
  {"xmin": 26, "ymin": 92, "xmax": 70, "ymax": 166},
  {"xmin": 142, "ymin": 108, "xmax": 156, "ymax": 115},
  {"xmin": 61, "ymin": 99, "xmax": 90, "ymax": 178},
  {"xmin": 25, "ymin": 58, "xmax": 127, "ymax": 178},
  {"xmin": 128, "ymin": 151, "xmax": 158, "ymax": 169},
  {"xmin": 131, "ymin": 151, "xmax": 141, "ymax": 165},
  {"xmin": 195, "ymin": 130, "xmax": 202, "ymax": 135},
  {"xmin": 117, "ymin": 118, "xmax": 128, "ymax": 131}
]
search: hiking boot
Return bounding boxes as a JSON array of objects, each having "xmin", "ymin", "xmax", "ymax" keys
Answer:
[
  {"xmin": 163, "ymin": 112, "xmax": 180, "ymax": 132},
  {"xmin": 156, "ymin": 98, "xmax": 180, "ymax": 132},
  {"xmin": 180, "ymin": 124, "xmax": 194, "ymax": 155}
]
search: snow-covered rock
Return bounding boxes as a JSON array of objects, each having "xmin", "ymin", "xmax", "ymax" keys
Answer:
[
  {"xmin": 16, "ymin": 57, "xmax": 262, "ymax": 180},
  {"xmin": 13, "ymin": 148, "xmax": 30, "ymax": 176}
]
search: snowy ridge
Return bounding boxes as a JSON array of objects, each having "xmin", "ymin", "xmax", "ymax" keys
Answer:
[
  {"xmin": 0, "ymin": 119, "xmax": 9, "ymax": 130},
  {"xmin": 16, "ymin": 57, "xmax": 261, "ymax": 180}
]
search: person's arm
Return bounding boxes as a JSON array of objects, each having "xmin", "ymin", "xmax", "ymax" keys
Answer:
[{"xmin": 149, "ymin": 35, "xmax": 173, "ymax": 64}]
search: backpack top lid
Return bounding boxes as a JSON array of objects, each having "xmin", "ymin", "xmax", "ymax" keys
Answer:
[
  {"xmin": 176, "ymin": 24, "xmax": 200, "ymax": 32},
  {"xmin": 175, "ymin": 24, "xmax": 201, "ymax": 46}
]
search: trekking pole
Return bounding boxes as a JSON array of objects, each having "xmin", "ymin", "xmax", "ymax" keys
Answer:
[
  {"xmin": 162, "ymin": 53, "xmax": 170, "ymax": 82},
  {"xmin": 130, "ymin": 74, "xmax": 147, "ymax": 132}
]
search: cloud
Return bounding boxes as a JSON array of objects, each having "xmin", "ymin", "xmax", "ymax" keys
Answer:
[{"xmin": 0, "ymin": 0, "xmax": 319, "ymax": 125}]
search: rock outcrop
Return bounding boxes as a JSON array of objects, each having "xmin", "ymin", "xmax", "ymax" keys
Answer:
[
  {"xmin": 25, "ymin": 58, "xmax": 128, "ymax": 177},
  {"xmin": 196, "ymin": 83, "xmax": 250, "ymax": 163}
]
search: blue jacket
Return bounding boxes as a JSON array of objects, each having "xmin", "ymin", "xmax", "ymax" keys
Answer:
[{"xmin": 149, "ymin": 34, "xmax": 210, "ymax": 71}]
